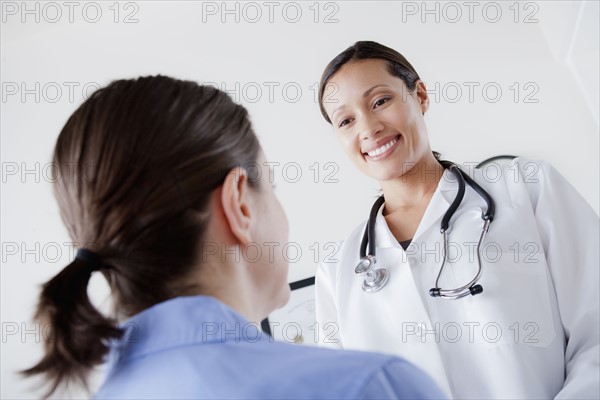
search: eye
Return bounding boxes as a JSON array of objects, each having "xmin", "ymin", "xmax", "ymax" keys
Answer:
[
  {"xmin": 373, "ymin": 96, "xmax": 391, "ymax": 109},
  {"xmin": 338, "ymin": 117, "xmax": 353, "ymax": 128}
]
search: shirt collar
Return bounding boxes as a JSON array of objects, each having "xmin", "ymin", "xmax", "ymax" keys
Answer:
[{"xmin": 106, "ymin": 295, "xmax": 266, "ymax": 368}]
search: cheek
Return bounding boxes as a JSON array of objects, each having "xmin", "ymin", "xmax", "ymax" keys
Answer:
[
  {"xmin": 268, "ymin": 200, "xmax": 289, "ymax": 243},
  {"xmin": 403, "ymin": 104, "xmax": 424, "ymax": 131},
  {"xmin": 338, "ymin": 133, "xmax": 360, "ymax": 157}
]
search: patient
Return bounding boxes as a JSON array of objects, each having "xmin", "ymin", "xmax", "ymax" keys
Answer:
[{"xmin": 23, "ymin": 75, "xmax": 445, "ymax": 399}]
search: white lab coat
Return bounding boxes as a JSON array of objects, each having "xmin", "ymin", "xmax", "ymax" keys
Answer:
[{"xmin": 315, "ymin": 158, "xmax": 599, "ymax": 399}]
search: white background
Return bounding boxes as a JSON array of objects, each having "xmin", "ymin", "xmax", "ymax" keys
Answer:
[{"xmin": 1, "ymin": 1, "xmax": 598, "ymax": 398}]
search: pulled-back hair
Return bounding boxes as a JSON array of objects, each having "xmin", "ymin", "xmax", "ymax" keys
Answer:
[{"xmin": 22, "ymin": 76, "xmax": 260, "ymax": 396}]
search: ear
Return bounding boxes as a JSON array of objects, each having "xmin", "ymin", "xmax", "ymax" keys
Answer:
[
  {"xmin": 415, "ymin": 80, "xmax": 430, "ymax": 115},
  {"xmin": 220, "ymin": 167, "xmax": 254, "ymax": 245}
]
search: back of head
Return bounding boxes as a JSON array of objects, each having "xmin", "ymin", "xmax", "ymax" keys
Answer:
[{"xmin": 22, "ymin": 75, "xmax": 260, "ymax": 396}]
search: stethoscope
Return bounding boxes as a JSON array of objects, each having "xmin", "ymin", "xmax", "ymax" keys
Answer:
[{"xmin": 355, "ymin": 160, "xmax": 496, "ymax": 298}]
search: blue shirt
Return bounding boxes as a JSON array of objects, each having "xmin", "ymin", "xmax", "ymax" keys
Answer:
[{"xmin": 95, "ymin": 296, "xmax": 445, "ymax": 399}]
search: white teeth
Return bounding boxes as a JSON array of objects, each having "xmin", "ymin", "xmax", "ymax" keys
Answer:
[{"xmin": 367, "ymin": 137, "xmax": 398, "ymax": 157}]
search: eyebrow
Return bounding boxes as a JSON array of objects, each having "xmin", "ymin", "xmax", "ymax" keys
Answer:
[{"xmin": 330, "ymin": 84, "xmax": 392, "ymax": 120}]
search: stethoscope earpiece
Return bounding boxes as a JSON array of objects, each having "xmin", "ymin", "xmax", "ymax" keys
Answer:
[
  {"xmin": 469, "ymin": 284, "xmax": 483, "ymax": 296},
  {"xmin": 429, "ymin": 284, "xmax": 483, "ymax": 298}
]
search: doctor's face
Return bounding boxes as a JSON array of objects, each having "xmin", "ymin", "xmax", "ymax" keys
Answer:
[{"xmin": 322, "ymin": 59, "xmax": 432, "ymax": 182}]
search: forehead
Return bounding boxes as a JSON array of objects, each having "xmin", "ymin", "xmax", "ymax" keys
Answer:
[{"xmin": 323, "ymin": 59, "xmax": 406, "ymax": 112}]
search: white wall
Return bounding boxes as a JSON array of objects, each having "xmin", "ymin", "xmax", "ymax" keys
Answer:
[{"xmin": 1, "ymin": 1, "xmax": 598, "ymax": 398}]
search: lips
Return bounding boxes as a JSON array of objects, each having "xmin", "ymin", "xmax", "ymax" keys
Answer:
[{"xmin": 363, "ymin": 135, "xmax": 401, "ymax": 160}]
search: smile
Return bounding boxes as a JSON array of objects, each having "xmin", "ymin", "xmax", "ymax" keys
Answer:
[{"xmin": 363, "ymin": 135, "xmax": 401, "ymax": 160}]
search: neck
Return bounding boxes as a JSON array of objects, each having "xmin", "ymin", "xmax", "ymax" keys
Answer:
[
  {"xmin": 193, "ymin": 260, "xmax": 266, "ymax": 324},
  {"xmin": 212, "ymin": 289, "xmax": 263, "ymax": 324},
  {"xmin": 380, "ymin": 156, "xmax": 444, "ymax": 214}
]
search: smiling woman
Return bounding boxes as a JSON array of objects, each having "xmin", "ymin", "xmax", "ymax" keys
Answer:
[
  {"xmin": 314, "ymin": 41, "xmax": 600, "ymax": 399},
  {"xmin": 322, "ymin": 58, "xmax": 442, "ymax": 187}
]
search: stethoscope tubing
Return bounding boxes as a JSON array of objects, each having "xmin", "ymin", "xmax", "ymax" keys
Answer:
[
  {"xmin": 433, "ymin": 219, "xmax": 490, "ymax": 299},
  {"xmin": 356, "ymin": 160, "xmax": 495, "ymax": 297}
]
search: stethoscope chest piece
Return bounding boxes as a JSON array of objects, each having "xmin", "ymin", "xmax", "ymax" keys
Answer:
[
  {"xmin": 355, "ymin": 255, "xmax": 375, "ymax": 275},
  {"xmin": 362, "ymin": 268, "xmax": 389, "ymax": 293},
  {"xmin": 356, "ymin": 255, "xmax": 389, "ymax": 292}
]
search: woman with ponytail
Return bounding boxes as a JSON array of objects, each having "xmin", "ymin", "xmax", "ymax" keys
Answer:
[{"xmin": 23, "ymin": 75, "xmax": 444, "ymax": 399}]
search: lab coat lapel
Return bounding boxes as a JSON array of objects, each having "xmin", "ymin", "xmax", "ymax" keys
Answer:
[
  {"xmin": 376, "ymin": 247, "xmax": 453, "ymax": 397},
  {"xmin": 412, "ymin": 169, "xmax": 455, "ymax": 242},
  {"xmin": 373, "ymin": 169, "xmax": 455, "ymax": 248},
  {"xmin": 373, "ymin": 206, "xmax": 402, "ymax": 250},
  {"xmin": 359, "ymin": 168, "xmax": 463, "ymax": 397}
]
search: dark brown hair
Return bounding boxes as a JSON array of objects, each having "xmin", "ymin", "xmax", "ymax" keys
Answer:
[
  {"xmin": 22, "ymin": 76, "xmax": 260, "ymax": 396},
  {"xmin": 318, "ymin": 41, "xmax": 421, "ymax": 123}
]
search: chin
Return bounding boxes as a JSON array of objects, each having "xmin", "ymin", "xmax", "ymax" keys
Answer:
[
  {"xmin": 281, "ymin": 285, "xmax": 292, "ymax": 306},
  {"xmin": 274, "ymin": 285, "xmax": 291, "ymax": 310},
  {"xmin": 363, "ymin": 168, "xmax": 404, "ymax": 182},
  {"xmin": 355, "ymin": 160, "xmax": 402, "ymax": 181},
  {"xmin": 262, "ymin": 286, "xmax": 291, "ymax": 318}
]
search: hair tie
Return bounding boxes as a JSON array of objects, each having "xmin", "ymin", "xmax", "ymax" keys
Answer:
[{"xmin": 76, "ymin": 249, "xmax": 108, "ymax": 272}]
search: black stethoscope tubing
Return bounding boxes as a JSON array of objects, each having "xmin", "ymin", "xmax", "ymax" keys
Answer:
[{"xmin": 357, "ymin": 160, "xmax": 496, "ymax": 297}]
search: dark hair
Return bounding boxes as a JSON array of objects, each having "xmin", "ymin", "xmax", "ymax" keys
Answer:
[
  {"xmin": 318, "ymin": 41, "xmax": 421, "ymax": 123},
  {"xmin": 22, "ymin": 76, "xmax": 260, "ymax": 396}
]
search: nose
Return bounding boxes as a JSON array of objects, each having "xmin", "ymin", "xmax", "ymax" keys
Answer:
[{"xmin": 357, "ymin": 113, "xmax": 384, "ymax": 141}]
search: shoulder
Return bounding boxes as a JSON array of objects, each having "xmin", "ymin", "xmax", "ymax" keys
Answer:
[
  {"xmin": 469, "ymin": 157, "xmax": 555, "ymax": 186},
  {"xmin": 469, "ymin": 158, "xmax": 600, "ymax": 231},
  {"xmin": 469, "ymin": 157, "xmax": 566, "ymax": 207},
  {"xmin": 96, "ymin": 332, "xmax": 435, "ymax": 399},
  {"xmin": 259, "ymin": 342, "xmax": 442, "ymax": 399}
]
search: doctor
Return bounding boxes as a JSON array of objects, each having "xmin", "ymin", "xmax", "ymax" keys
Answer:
[{"xmin": 315, "ymin": 41, "xmax": 599, "ymax": 399}]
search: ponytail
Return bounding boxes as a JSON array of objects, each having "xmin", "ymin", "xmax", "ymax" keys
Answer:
[
  {"xmin": 24, "ymin": 76, "xmax": 262, "ymax": 396},
  {"xmin": 22, "ymin": 251, "xmax": 122, "ymax": 397}
]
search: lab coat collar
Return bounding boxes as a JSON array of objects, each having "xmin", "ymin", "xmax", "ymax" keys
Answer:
[{"xmin": 374, "ymin": 168, "xmax": 456, "ymax": 249}]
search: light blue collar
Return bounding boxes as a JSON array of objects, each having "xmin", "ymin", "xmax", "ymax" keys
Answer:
[{"xmin": 105, "ymin": 295, "xmax": 267, "ymax": 369}]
